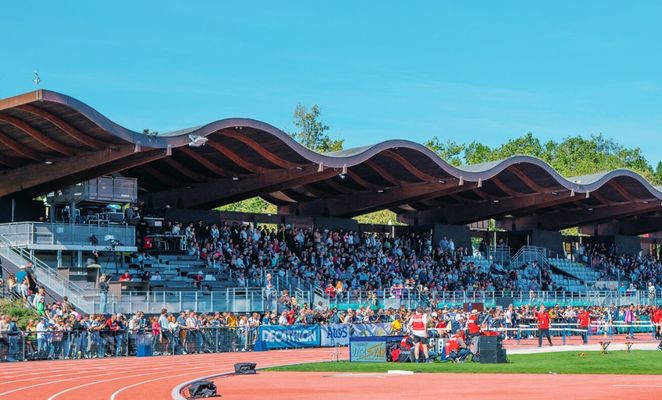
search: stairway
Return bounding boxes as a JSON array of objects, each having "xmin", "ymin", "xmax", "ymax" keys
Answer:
[
  {"xmin": 0, "ymin": 234, "xmax": 98, "ymax": 313},
  {"xmin": 510, "ymin": 246, "xmax": 550, "ymax": 270}
]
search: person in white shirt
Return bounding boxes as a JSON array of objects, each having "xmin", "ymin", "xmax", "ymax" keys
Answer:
[{"xmin": 407, "ymin": 307, "xmax": 430, "ymax": 362}]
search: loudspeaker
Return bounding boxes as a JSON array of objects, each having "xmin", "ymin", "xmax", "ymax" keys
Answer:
[
  {"xmin": 480, "ymin": 349, "xmax": 507, "ymax": 364},
  {"xmin": 234, "ymin": 362, "xmax": 257, "ymax": 375},
  {"xmin": 479, "ymin": 336, "xmax": 502, "ymax": 353},
  {"xmin": 188, "ymin": 380, "xmax": 217, "ymax": 398}
]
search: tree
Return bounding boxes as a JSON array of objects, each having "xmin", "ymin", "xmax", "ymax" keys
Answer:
[
  {"xmin": 353, "ymin": 209, "xmax": 401, "ymax": 225},
  {"xmin": 217, "ymin": 197, "xmax": 276, "ymax": 214},
  {"xmin": 494, "ymin": 132, "xmax": 544, "ymax": 159},
  {"xmin": 424, "ymin": 137, "xmax": 465, "ymax": 166},
  {"xmin": 291, "ymin": 104, "xmax": 344, "ymax": 153},
  {"xmin": 464, "ymin": 141, "xmax": 495, "ymax": 165}
]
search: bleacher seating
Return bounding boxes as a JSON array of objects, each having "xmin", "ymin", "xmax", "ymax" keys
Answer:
[
  {"xmin": 101, "ymin": 253, "xmax": 240, "ymax": 293},
  {"xmin": 549, "ymin": 258, "xmax": 600, "ymax": 284}
]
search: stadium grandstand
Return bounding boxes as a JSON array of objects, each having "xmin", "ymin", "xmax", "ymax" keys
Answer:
[{"xmin": 0, "ymin": 89, "xmax": 660, "ymax": 368}]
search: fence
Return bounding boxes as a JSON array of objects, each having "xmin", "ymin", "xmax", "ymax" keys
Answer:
[
  {"xmin": 63, "ymin": 288, "xmax": 662, "ymax": 315},
  {"xmin": 322, "ymin": 289, "xmax": 662, "ymax": 309},
  {"xmin": 0, "ymin": 222, "xmax": 136, "ymax": 248},
  {"xmin": 100, "ymin": 289, "xmax": 279, "ymax": 314},
  {"xmin": 0, "ymin": 327, "xmax": 258, "ymax": 362}
]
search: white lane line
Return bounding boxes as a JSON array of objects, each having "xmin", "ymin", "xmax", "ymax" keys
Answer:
[
  {"xmin": 169, "ymin": 353, "xmax": 338, "ymax": 400},
  {"xmin": 0, "ymin": 358, "xmax": 221, "ymax": 398},
  {"xmin": 112, "ymin": 354, "xmax": 325, "ymax": 400},
  {"xmin": 47, "ymin": 363, "xmax": 230, "ymax": 400}
]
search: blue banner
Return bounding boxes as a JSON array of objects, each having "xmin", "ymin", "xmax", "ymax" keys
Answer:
[{"xmin": 258, "ymin": 325, "xmax": 320, "ymax": 349}]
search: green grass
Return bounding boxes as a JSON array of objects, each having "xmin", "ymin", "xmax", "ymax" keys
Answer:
[{"xmin": 266, "ymin": 351, "xmax": 662, "ymax": 375}]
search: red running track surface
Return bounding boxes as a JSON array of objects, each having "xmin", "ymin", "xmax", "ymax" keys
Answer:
[
  {"xmin": 0, "ymin": 348, "xmax": 340, "ymax": 400},
  {"xmin": 216, "ymin": 371, "xmax": 662, "ymax": 400},
  {"xmin": 0, "ymin": 336, "xmax": 658, "ymax": 400}
]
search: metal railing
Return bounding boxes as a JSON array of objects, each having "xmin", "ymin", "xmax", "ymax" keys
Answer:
[
  {"xmin": 0, "ymin": 327, "xmax": 257, "ymax": 362},
  {"xmin": 487, "ymin": 245, "xmax": 511, "ymax": 265},
  {"xmin": 321, "ymin": 289, "xmax": 662, "ymax": 309},
  {"xmin": 0, "ymin": 233, "xmax": 97, "ymax": 314},
  {"xmin": 510, "ymin": 245, "xmax": 549, "ymax": 269},
  {"xmin": 99, "ymin": 288, "xmax": 285, "ymax": 314},
  {"xmin": 0, "ymin": 222, "xmax": 136, "ymax": 248}
]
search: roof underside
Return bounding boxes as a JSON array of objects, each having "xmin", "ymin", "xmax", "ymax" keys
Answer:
[{"xmin": 1, "ymin": 89, "xmax": 661, "ymax": 235}]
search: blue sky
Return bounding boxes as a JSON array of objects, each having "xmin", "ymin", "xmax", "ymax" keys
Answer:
[{"xmin": 2, "ymin": 1, "xmax": 662, "ymax": 165}]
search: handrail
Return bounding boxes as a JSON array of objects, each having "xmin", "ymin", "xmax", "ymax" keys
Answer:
[
  {"xmin": 0, "ymin": 233, "xmax": 96, "ymax": 313},
  {"xmin": 0, "ymin": 221, "xmax": 136, "ymax": 248}
]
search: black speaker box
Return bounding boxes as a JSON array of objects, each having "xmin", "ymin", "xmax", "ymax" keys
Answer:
[
  {"xmin": 479, "ymin": 336, "xmax": 503, "ymax": 352},
  {"xmin": 188, "ymin": 380, "xmax": 217, "ymax": 398},
  {"xmin": 480, "ymin": 348, "xmax": 507, "ymax": 364},
  {"xmin": 234, "ymin": 362, "xmax": 257, "ymax": 374}
]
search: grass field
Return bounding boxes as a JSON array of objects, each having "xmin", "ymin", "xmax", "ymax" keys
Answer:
[{"xmin": 267, "ymin": 351, "xmax": 662, "ymax": 375}]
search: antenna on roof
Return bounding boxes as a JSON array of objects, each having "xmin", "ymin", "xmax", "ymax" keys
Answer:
[{"xmin": 33, "ymin": 71, "xmax": 41, "ymax": 87}]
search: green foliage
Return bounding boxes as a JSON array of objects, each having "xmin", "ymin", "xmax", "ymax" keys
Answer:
[
  {"xmin": 0, "ymin": 299, "xmax": 38, "ymax": 330},
  {"xmin": 424, "ymin": 138, "xmax": 464, "ymax": 166},
  {"xmin": 353, "ymin": 210, "xmax": 402, "ymax": 225},
  {"xmin": 654, "ymin": 161, "xmax": 662, "ymax": 184},
  {"xmin": 217, "ymin": 197, "xmax": 277, "ymax": 214},
  {"xmin": 291, "ymin": 104, "xmax": 344, "ymax": 153},
  {"xmin": 426, "ymin": 133, "xmax": 660, "ymax": 184}
]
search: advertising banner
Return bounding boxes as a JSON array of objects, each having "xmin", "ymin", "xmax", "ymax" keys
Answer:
[
  {"xmin": 320, "ymin": 324, "xmax": 350, "ymax": 346},
  {"xmin": 349, "ymin": 339, "xmax": 387, "ymax": 362},
  {"xmin": 258, "ymin": 325, "xmax": 320, "ymax": 349},
  {"xmin": 350, "ymin": 323, "xmax": 393, "ymax": 337},
  {"xmin": 320, "ymin": 323, "xmax": 394, "ymax": 347}
]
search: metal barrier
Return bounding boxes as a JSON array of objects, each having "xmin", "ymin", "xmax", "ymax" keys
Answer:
[
  {"xmin": 0, "ymin": 327, "xmax": 258, "ymax": 362},
  {"xmin": 0, "ymin": 222, "xmax": 136, "ymax": 248},
  {"xmin": 322, "ymin": 289, "xmax": 662, "ymax": 309},
  {"xmin": 0, "ymin": 233, "xmax": 97, "ymax": 314},
  {"xmin": 102, "ymin": 289, "xmax": 279, "ymax": 314}
]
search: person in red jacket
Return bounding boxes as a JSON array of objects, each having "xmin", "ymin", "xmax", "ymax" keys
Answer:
[
  {"xmin": 467, "ymin": 309, "xmax": 481, "ymax": 336},
  {"xmin": 577, "ymin": 308, "xmax": 591, "ymax": 344},
  {"xmin": 652, "ymin": 306, "xmax": 662, "ymax": 340},
  {"xmin": 536, "ymin": 305, "xmax": 553, "ymax": 347}
]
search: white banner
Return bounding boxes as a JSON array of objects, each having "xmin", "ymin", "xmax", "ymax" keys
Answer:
[{"xmin": 320, "ymin": 323, "xmax": 394, "ymax": 347}]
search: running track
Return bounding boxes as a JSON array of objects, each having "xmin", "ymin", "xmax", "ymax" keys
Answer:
[
  {"xmin": 0, "ymin": 337, "xmax": 658, "ymax": 400},
  {"xmin": 0, "ymin": 348, "xmax": 340, "ymax": 400}
]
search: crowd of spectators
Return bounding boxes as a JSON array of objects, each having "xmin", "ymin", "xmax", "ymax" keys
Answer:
[
  {"xmin": 2, "ymin": 294, "xmax": 660, "ymax": 361},
  {"xmin": 152, "ymin": 221, "xmax": 557, "ymax": 296},
  {"xmin": 578, "ymin": 242, "xmax": 662, "ymax": 291}
]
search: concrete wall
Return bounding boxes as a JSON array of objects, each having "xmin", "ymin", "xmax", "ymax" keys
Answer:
[
  {"xmin": 613, "ymin": 234, "xmax": 642, "ymax": 255},
  {"xmin": 163, "ymin": 208, "xmax": 359, "ymax": 230},
  {"xmin": 530, "ymin": 229, "xmax": 564, "ymax": 257},
  {"xmin": 0, "ymin": 198, "xmax": 45, "ymax": 223},
  {"xmin": 432, "ymin": 224, "xmax": 471, "ymax": 251}
]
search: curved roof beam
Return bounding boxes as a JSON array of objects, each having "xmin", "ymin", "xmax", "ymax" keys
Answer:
[
  {"xmin": 1, "ymin": 89, "xmax": 661, "ymax": 203},
  {"xmin": 0, "ymin": 129, "xmax": 47, "ymax": 161},
  {"xmin": 0, "ymin": 114, "xmax": 74, "ymax": 155},
  {"xmin": 205, "ymin": 138, "xmax": 272, "ymax": 174},
  {"xmin": 380, "ymin": 150, "xmax": 440, "ymax": 182},
  {"xmin": 219, "ymin": 129, "xmax": 298, "ymax": 168},
  {"xmin": 16, "ymin": 105, "xmax": 106, "ymax": 149},
  {"xmin": 161, "ymin": 157, "xmax": 208, "ymax": 182},
  {"xmin": 178, "ymin": 147, "xmax": 231, "ymax": 177}
]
